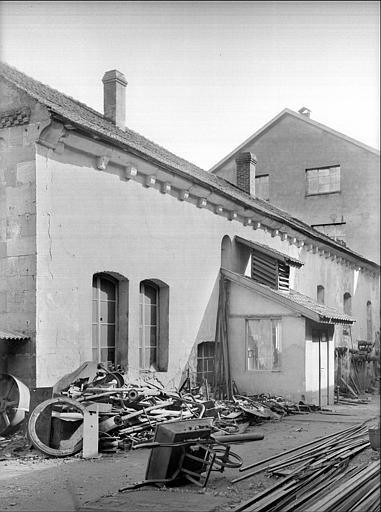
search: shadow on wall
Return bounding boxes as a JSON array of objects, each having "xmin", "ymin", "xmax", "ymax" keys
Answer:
[{"xmin": 179, "ymin": 272, "xmax": 220, "ymax": 390}]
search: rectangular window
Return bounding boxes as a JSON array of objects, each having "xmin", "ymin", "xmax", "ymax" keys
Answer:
[
  {"xmin": 246, "ymin": 318, "xmax": 281, "ymax": 371},
  {"xmin": 255, "ymin": 174, "xmax": 269, "ymax": 201},
  {"xmin": 306, "ymin": 166, "xmax": 340, "ymax": 195},
  {"xmin": 139, "ymin": 281, "xmax": 159, "ymax": 370},
  {"xmin": 196, "ymin": 342, "xmax": 215, "ymax": 386}
]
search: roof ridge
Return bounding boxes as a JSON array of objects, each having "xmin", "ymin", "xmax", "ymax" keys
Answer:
[
  {"xmin": 0, "ymin": 61, "xmax": 378, "ymax": 268},
  {"xmin": 0, "ymin": 61, "xmax": 206, "ymax": 174},
  {"xmin": 0, "ymin": 61, "xmax": 104, "ymax": 118}
]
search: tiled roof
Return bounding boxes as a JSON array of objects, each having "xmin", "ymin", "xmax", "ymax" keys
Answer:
[
  {"xmin": 221, "ymin": 268, "xmax": 354, "ymax": 324},
  {"xmin": 0, "ymin": 329, "xmax": 30, "ymax": 341},
  {"xmin": 0, "ymin": 62, "xmax": 378, "ymax": 269},
  {"xmin": 235, "ymin": 236, "xmax": 303, "ymax": 267},
  {"xmin": 280, "ymin": 289, "xmax": 354, "ymax": 324}
]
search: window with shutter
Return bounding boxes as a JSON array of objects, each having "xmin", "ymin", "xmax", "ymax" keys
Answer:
[{"xmin": 251, "ymin": 251, "xmax": 290, "ymax": 291}]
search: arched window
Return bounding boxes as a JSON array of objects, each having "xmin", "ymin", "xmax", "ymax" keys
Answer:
[
  {"xmin": 92, "ymin": 273, "xmax": 117, "ymax": 364},
  {"xmin": 343, "ymin": 292, "xmax": 352, "ymax": 316},
  {"xmin": 317, "ymin": 285, "xmax": 325, "ymax": 304},
  {"xmin": 139, "ymin": 279, "xmax": 169, "ymax": 371},
  {"xmin": 221, "ymin": 235, "xmax": 232, "ymax": 269},
  {"xmin": 367, "ymin": 301, "xmax": 373, "ymax": 342}
]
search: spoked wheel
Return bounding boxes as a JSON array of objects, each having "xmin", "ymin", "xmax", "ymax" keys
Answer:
[
  {"xmin": 211, "ymin": 447, "xmax": 243, "ymax": 470},
  {"xmin": 0, "ymin": 374, "xmax": 30, "ymax": 435}
]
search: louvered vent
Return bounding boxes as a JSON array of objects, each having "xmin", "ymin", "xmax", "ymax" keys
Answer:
[
  {"xmin": 251, "ymin": 251, "xmax": 290, "ymax": 291},
  {"xmin": 252, "ymin": 251, "xmax": 278, "ymax": 289},
  {"xmin": 278, "ymin": 261, "xmax": 290, "ymax": 290}
]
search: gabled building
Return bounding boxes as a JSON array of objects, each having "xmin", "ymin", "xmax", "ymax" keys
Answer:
[
  {"xmin": 0, "ymin": 63, "xmax": 379, "ymax": 406},
  {"xmin": 210, "ymin": 108, "xmax": 380, "ymax": 264}
]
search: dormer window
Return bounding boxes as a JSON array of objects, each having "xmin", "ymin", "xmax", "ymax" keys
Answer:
[
  {"xmin": 235, "ymin": 236, "xmax": 303, "ymax": 291},
  {"xmin": 251, "ymin": 251, "xmax": 291, "ymax": 290}
]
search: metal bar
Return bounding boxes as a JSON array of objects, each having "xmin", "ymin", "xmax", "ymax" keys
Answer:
[{"xmin": 235, "ymin": 425, "xmax": 360, "ymax": 481}]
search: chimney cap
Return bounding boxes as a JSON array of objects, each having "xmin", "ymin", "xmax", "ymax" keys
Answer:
[
  {"xmin": 298, "ymin": 107, "xmax": 311, "ymax": 117},
  {"xmin": 235, "ymin": 151, "xmax": 257, "ymax": 164},
  {"xmin": 102, "ymin": 69, "xmax": 127, "ymax": 86}
]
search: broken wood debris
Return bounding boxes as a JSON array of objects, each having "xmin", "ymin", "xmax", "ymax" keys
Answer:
[{"xmin": 231, "ymin": 422, "xmax": 379, "ymax": 512}]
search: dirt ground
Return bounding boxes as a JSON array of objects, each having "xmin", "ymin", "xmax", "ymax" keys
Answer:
[{"xmin": 0, "ymin": 395, "xmax": 379, "ymax": 512}]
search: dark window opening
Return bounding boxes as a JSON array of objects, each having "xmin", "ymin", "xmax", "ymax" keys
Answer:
[
  {"xmin": 367, "ymin": 301, "xmax": 372, "ymax": 342},
  {"xmin": 196, "ymin": 342, "xmax": 215, "ymax": 386},
  {"xmin": 343, "ymin": 292, "xmax": 352, "ymax": 316},
  {"xmin": 317, "ymin": 285, "xmax": 325, "ymax": 304}
]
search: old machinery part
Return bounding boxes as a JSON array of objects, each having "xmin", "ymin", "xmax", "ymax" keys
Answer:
[
  {"xmin": 0, "ymin": 374, "xmax": 30, "ymax": 435},
  {"xmin": 28, "ymin": 396, "xmax": 87, "ymax": 457}
]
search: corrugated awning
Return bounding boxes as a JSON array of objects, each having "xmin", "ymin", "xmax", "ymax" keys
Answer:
[
  {"xmin": 235, "ymin": 236, "xmax": 303, "ymax": 268},
  {"xmin": 0, "ymin": 329, "xmax": 30, "ymax": 341}
]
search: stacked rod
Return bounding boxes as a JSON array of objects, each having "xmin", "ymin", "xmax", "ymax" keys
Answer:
[{"xmin": 232, "ymin": 423, "xmax": 378, "ymax": 512}]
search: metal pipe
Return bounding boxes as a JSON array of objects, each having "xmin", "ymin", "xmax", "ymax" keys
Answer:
[{"xmin": 213, "ymin": 432, "xmax": 264, "ymax": 443}]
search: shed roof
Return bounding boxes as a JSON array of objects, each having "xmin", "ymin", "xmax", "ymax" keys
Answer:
[
  {"xmin": 0, "ymin": 329, "xmax": 30, "ymax": 342},
  {"xmin": 0, "ymin": 62, "xmax": 379, "ymax": 270},
  {"xmin": 221, "ymin": 268, "xmax": 355, "ymax": 325},
  {"xmin": 235, "ymin": 236, "xmax": 303, "ymax": 267}
]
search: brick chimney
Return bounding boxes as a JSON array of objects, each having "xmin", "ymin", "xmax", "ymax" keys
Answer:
[
  {"xmin": 235, "ymin": 152, "xmax": 257, "ymax": 196},
  {"xmin": 102, "ymin": 70, "xmax": 127, "ymax": 129}
]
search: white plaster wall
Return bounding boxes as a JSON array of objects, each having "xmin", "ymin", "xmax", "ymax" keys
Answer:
[
  {"xmin": 34, "ymin": 139, "xmax": 379, "ymax": 389},
  {"xmin": 295, "ymin": 249, "xmax": 380, "ymax": 346},
  {"xmin": 35, "ymin": 144, "xmax": 303, "ymax": 387},
  {"xmin": 227, "ymin": 280, "xmax": 306, "ymax": 401}
]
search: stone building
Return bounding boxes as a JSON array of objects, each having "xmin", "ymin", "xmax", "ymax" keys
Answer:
[
  {"xmin": 210, "ymin": 107, "xmax": 380, "ymax": 264},
  {"xmin": 0, "ymin": 63, "xmax": 379, "ymax": 405}
]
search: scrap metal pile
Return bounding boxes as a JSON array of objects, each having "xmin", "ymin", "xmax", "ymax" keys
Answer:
[
  {"xmin": 25, "ymin": 369, "xmax": 326, "ymax": 457},
  {"xmin": 232, "ymin": 422, "xmax": 380, "ymax": 512},
  {"xmin": 1, "ymin": 366, "xmax": 332, "ymax": 459}
]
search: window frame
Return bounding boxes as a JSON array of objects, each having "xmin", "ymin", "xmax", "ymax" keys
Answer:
[
  {"xmin": 305, "ymin": 165, "xmax": 341, "ymax": 196},
  {"xmin": 196, "ymin": 341, "xmax": 215, "ymax": 386},
  {"xmin": 139, "ymin": 280, "xmax": 159, "ymax": 371},
  {"xmin": 245, "ymin": 317, "xmax": 282, "ymax": 372},
  {"xmin": 317, "ymin": 285, "xmax": 325, "ymax": 305},
  {"xmin": 92, "ymin": 273, "xmax": 118, "ymax": 366}
]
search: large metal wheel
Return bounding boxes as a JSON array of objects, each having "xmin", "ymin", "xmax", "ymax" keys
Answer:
[
  {"xmin": 28, "ymin": 397, "xmax": 87, "ymax": 457},
  {"xmin": 0, "ymin": 374, "xmax": 30, "ymax": 436}
]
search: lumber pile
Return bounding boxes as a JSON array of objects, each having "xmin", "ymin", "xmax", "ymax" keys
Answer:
[{"xmin": 232, "ymin": 423, "xmax": 380, "ymax": 512}]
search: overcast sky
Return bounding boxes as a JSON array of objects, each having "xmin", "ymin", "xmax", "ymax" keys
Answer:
[{"xmin": 0, "ymin": 1, "xmax": 379, "ymax": 169}]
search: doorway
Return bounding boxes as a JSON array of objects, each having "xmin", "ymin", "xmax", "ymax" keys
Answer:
[{"xmin": 312, "ymin": 328, "xmax": 329, "ymax": 406}]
